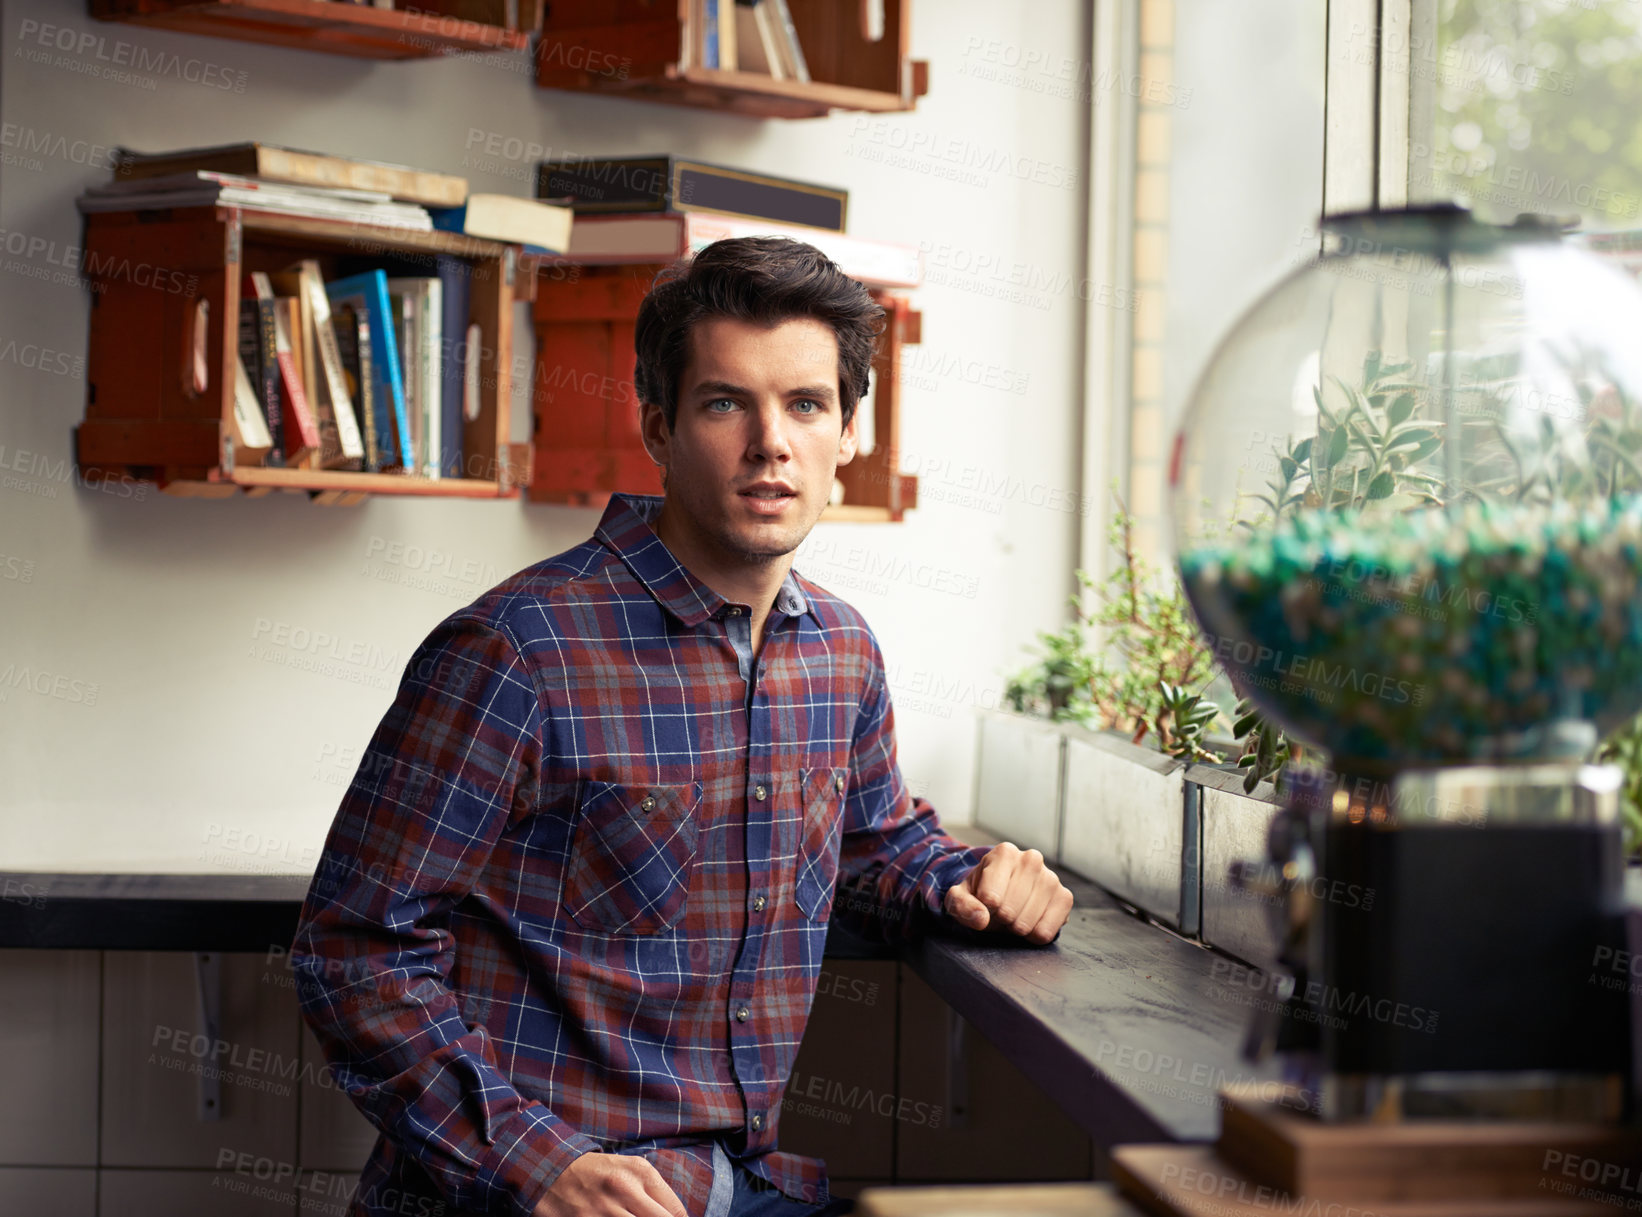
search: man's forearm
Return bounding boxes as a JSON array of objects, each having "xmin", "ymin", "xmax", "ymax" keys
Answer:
[{"xmin": 293, "ymin": 902, "xmax": 601, "ymax": 1214}]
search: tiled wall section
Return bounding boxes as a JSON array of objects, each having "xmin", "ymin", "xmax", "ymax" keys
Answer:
[{"xmin": 0, "ymin": 952, "xmax": 1095, "ymax": 1215}]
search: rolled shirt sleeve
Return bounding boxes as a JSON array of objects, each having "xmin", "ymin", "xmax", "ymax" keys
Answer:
[
  {"xmin": 289, "ymin": 616, "xmax": 601, "ymax": 1217},
  {"xmin": 831, "ymin": 633, "xmax": 992, "ymax": 945}
]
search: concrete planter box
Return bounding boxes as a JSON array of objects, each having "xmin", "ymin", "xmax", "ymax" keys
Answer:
[
  {"xmin": 1060, "ymin": 728, "xmax": 1195, "ymax": 931},
  {"xmin": 1189, "ymin": 763, "xmax": 1285, "ymax": 971},
  {"xmin": 972, "ymin": 709, "xmax": 1067, "ymax": 862}
]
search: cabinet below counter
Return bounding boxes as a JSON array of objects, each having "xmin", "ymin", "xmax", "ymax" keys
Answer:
[{"xmin": 0, "ymin": 821, "xmax": 1275, "ymax": 1150}]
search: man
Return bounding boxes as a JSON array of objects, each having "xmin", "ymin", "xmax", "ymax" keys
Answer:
[{"xmin": 291, "ymin": 237, "xmax": 1074, "ymax": 1217}]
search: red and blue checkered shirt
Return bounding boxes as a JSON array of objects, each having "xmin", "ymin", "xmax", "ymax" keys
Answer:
[{"xmin": 291, "ymin": 492, "xmax": 991, "ymax": 1217}]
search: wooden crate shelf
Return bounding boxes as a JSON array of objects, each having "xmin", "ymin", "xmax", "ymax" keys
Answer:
[
  {"xmin": 536, "ymin": 0, "xmax": 927, "ymax": 119},
  {"xmin": 527, "ymin": 263, "xmax": 919, "ymax": 520},
  {"xmin": 76, "ymin": 204, "xmax": 527, "ymax": 503},
  {"xmin": 89, "ymin": 0, "xmax": 529, "ymax": 59}
]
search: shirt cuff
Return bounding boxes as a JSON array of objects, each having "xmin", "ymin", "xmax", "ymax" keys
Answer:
[
  {"xmin": 920, "ymin": 843, "xmax": 994, "ymax": 924},
  {"xmin": 476, "ymin": 1105, "xmax": 604, "ymax": 1217}
]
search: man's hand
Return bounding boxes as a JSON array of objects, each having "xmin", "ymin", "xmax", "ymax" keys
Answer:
[
  {"xmin": 535, "ymin": 1152, "xmax": 688, "ymax": 1217},
  {"xmin": 943, "ymin": 843, "xmax": 1073, "ymax": 944}
]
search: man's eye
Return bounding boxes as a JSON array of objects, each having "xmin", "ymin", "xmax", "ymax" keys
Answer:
[
  {"xmin": 707, "ymin": 398, "xmax": 739, "ymax": 412},
  {"xmin": 793, "ymin": 399, "xmax": 822, "ymax": 414}
]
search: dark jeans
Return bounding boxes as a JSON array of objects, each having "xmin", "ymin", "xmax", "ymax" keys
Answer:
[{"xmin": 727, "ymin": 1164, "xmax": 855, "ymax": 1216}]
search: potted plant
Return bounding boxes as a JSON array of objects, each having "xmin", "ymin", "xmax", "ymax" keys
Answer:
[{"xmin": 988, "ymin": 491, "xmax": 1291, "ymax": 934}]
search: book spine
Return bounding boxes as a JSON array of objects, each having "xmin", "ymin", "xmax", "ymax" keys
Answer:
[
  {"xmin": 536, "ymin": 157, "xmax": 672, "ymax": 212},
  {"xmin": 257, "ymin": 297, "xmax": 287, "ymax": 461},
  {"xmin": 769, "ymin": 0, "xmax": 809, "ymax": 81},
  {"xmin": 241, "ymin": 293, "xmax": 285, "ymax": 460},
  {"xmin": 251, "ymin": 273, "xmax": 319, "ymax": 458},
  {"xmin": 286, "ymin": 296, "xmax": 339, "ymax": 466},
  {"xmin": 357, "ymin": 312, "xmax": 380, "ymax": 473},
  {"xmin": 435, "ymin": 255, "xmax": 467, "ymax": 479},
  {"xmin": 304, "ymin": 269, "xmax": 364, "ymax": 461},
  {"xmin": 333, "ymin": 303, "xmax": 376, "ymax": 472},
  {"xmin": 372, "ymin": 283, "xmax": 413, "ymax": 470},
  {"xmin": 420, "ymin": 283, "xmax": 442, "ymax": 480},
  {"xmin": 393, "ymin": 292, "xmax": 419, "ymax": 476},
  {"xmin": 701, "ymin": 0, "xmax": 720, "ymax": 68}
]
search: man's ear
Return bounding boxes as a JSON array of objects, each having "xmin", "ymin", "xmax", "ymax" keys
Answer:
[
  {"xmin": 639, "ymin": 399, "xmax": 671, "ymax": 468},
  {"xmin": 836, "ymin": 405, "xmax": 861, "ymax": 468}
]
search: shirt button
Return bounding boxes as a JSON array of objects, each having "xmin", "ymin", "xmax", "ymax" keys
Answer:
[
  {"xmin": 752, "ymin": 895, "xmax": 767, "ymax": 912},
  {"xmin": 735, "ymin": 1005, "xmax": 750, "ymax": 1022},
  {"xmin": 728, "ymin": 606, "xmax": 743, "ymax": 616},
  {"xmin": 750, "ymin": 1113, "xmax": 764, "ymax": 1131},
  {"xmin": 754, "ymin": 784, "xmax": 767, "ymax": 801},
  {"xmin": 834, "ymin": 774, "xmax": 845, "ymax": 793},
  {"xmin": 639, "ymin": 794, "xmax": 656, "ymax": 811}
]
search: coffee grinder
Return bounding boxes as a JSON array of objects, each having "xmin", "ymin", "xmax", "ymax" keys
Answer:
[{"xmin": 1122, "ymin": 206, "xmax": 1642, "ymax": 1211}]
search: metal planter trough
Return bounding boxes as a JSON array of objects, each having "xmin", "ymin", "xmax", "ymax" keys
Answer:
[
  {"xmin": 971, "ymin": 709, "xmax": 1067, "ymax": 862},
  {"xmin": 1189, "ymin": 763, "xmax": 1285, "ymax": 971},
  {"xmin": 1060, "ymin": 727, "xmax": 1195, "ymax": 931}
]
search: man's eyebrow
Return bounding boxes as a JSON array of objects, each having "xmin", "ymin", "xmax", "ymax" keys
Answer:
[{"xmin": 689, "ymin": 379, "xmax": 838, "ymax": 401}]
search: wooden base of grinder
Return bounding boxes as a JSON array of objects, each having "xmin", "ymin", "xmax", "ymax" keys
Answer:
[{"xmin": 1112, "ymin": 1085, "xmax": 1642, "ymax": 1216}]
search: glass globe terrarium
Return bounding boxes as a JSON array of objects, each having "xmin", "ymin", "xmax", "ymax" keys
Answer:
[
  {"xmin": 1172, "ymin": 204, "xmax": 1642, "ymax": 772},
  {"xmin": 1172, "ymin": 205, "xmax": 1642, "ymax": 1123}
]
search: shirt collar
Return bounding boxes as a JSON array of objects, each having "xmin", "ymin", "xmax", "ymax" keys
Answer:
[{"xmin": 594, "ymin": 492, "xmax": 813, "ymax": 628}]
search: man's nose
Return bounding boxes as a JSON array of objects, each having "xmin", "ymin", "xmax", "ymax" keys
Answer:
[{"xmin": 746, "ymin": 402, "xmax": 794, "ymax": 461}]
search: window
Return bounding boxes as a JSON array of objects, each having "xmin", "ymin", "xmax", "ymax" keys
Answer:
[
  {"xmin": 1406, "ymin": 0, "xmax": 1642, "ymax": 230},
  {"xmin": 1083, "ymin": 0, "xmax": 1327, "ymax": 572}
]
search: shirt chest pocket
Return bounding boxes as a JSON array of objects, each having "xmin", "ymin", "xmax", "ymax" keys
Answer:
[
  {"xmin": 794, "ymin": 767, "xmax": 847, "ymax": 921},
  {"xmin": 563, "ymin": 779, "xmax": 703, "ymax": 936}
]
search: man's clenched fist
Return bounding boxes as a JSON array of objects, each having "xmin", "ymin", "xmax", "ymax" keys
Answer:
[
  {"xmin": 944, "ymin": 842, "xmax": 1073, "ymax": 944},
  {"xmin": 536, "ymin": 1152, "xmax": 688, "ymax": 1217}
]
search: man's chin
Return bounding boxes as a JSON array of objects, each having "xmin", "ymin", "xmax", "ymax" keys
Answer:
[{"xmin": 723, "ymin": 518, "xmax": 810, "ymax": 562}]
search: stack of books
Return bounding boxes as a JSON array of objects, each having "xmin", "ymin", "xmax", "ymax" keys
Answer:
[
  {"xmin": 78, "ymin": 142, "xmax": 473, "ymax": 230},
  {"xmin": 230, "ymin": 259, "xmax": 478, "ymax": 482},
  {"xmin": 78, "ymin": 142, "xmax": 574, "ymax": 251},
  {"xmin": 537, "ymin": 154, "xmax": 920, "ymax": 289},
  {"xmin": 692, "ymin": 0, "xmax": 811, "ymax": 78}
]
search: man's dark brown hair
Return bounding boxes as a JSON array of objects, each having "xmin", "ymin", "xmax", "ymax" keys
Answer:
[{"xmin": 633, "ymin": 236, "xmax": 886, "ymax": 431}]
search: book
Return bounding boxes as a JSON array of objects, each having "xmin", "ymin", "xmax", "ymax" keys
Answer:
[
  {"xmin": 248, "ymin": 272, "xmax": 320, "ymax": 464},
  {"xmin": 85, "ymin": 169, "xmax": 399, "ymax": 204},
  {"xmin": 356, "ymin": 311, "xmax": 379, "ymax": 471},
  {"xmin": 282, "ymin": 261, "xmax": 365, "ymax": 465},
  {"xmin": 463, "ymin": 322, "xmax": 482, "ymax": 426},
  {"xmin": 111, "ymin": 143, "xmax": 468, "ymax": 208},
  {"xmin": 269, "ymin": 266, "xmax": 361, "ymax": 470},
  {"xmin": 697, "ymin": 0, "xmax": 724, "ymax": 68},
  {"xmin": 388, "ymin": 288, "xmax": 419, "ymax": 476},
  {"xmin": 78, "ymin": 170, "xmax": 433, "ymax": 230},
  {"xmin": 387, "ymin": 277, "xmax": 444, "ymax": 479},
  {"xmin": 276, "ymin": 297, "xmax": 322, "ymax": 463},
  {"xmin": 333, "ymin": 303, "xmax": 380, "ymax": 472},
  {"xmin": 766, "ymin": 0, "xmax": 810, "ymax": 82},
  {"xmin": 434, "ymin": 255, "xmax": 470, "ymax": 478},
  {"xmin": 429, "ymin": 194, "xmax": 572, "ymax": 253},
  {"xmin": 537, "ymin": 155, "xmax": 847, "ymax": 231},
  {"xmin": 238, "ymin": 284, "xmax": 285, "ymax": 463},
  {"xmin": 562, "ymin": 211, "xmax": 922, "ymax": 288},
  {"xmin": 327, "ymin": 271, "xmax": 413, "ymax": 471},
  {"xmin": 734, "ymin": 0, "xmax": 776, "ymax": 76},
  {"xmin": 230, "ymin": 352, "xmax": 275, "ymax": 465},
  {"xmin": 716, "ymin": 0, "xmax": 738, "ymax": 69}
]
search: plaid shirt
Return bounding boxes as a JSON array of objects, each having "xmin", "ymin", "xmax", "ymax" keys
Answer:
[{"xmin": 291, "ymin": 492, "xmax": 990, "ymax": 1217}]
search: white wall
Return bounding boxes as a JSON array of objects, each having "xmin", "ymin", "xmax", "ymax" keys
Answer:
[{"xmin": 0, "ymin": 0, "xmax": 1090, "ymax": 872}]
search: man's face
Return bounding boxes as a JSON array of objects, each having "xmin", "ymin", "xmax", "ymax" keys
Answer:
[{"xmin": 641, "ymin": 315, "xmax": 859, "ymax": 568}]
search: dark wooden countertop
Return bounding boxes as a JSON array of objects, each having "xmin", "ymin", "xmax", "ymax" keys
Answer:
[{"xmin": 0, "ymin": 820, "xmax": 1268, "ymax": 1147}]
